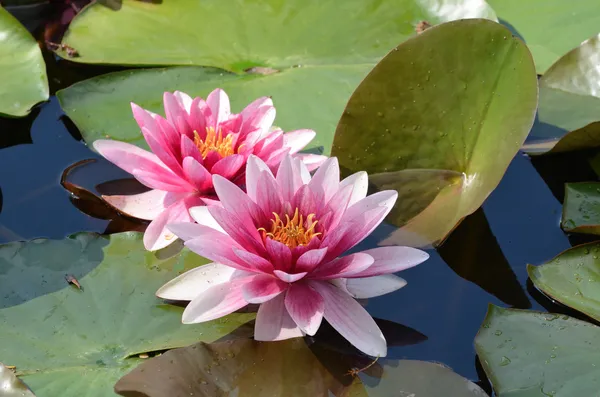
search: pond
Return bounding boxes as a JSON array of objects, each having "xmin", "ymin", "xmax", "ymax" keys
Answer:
[{"xmin": 1, "ymin": 1, "xmax": 600, "ymax": 397}]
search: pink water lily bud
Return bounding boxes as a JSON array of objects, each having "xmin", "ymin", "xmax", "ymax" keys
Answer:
[
  {"xmin": 157, "ymin": 155, "xmax": 429, "ymax": 357},
  {"xmin": 93, "ymin": 89, "xmax": 326, "ymax": 251}
]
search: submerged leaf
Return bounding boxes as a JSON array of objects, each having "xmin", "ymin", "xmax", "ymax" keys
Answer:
[
  {"xmin": 487, "ymin": 0, "xmax": 600, "ymax": 73},
  {"xmin": 0, "ymin": 232, "xmax": 254, "ymax": 397},
  {"xmin": 528, "ymin": 242, "xmax": 600, "ymax": 322},
  {"xmin": 561, "ymin": 183, "xmax": 600, "ymax": 235},
  {"xmin": 332, "ymin": 19, "xmax": 538, "ymax": 246},
  {"xmin": 523, "ymin": 34, "xmax": 600, "ymax": 155},
  {"xmin": 475, "ymin": 305, "xmax": 600, "ymax": 396},
  {"xmin": 0, "ymin": 7, "xmax": 49, "ymax": 117}
]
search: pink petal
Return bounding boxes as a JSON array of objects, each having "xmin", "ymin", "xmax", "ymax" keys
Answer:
[
  {"xmin": 320, "ymin": 184, "xmax": 354, "ymax": 230},
  {"xmin": 339, "ymin": 171, "xmax": 368, "ymax": 207},
  {"xmin": 308, "ymin": 281, "xmax": 387, "ymax": 357},
  {"xmin": 344, "ymin": 275, "xmax": 407, "ymax": 299},
  {"xmin": 102, "ymin": 190, "xmax": 179, "ymax": 221},
  {"xmin": 293, "ymin": 157, "xmax": 311, "ymax": 184},
  {"xmin": 308, "ymin": 157, "xmax": 340, "ymax": 205},
  {"xmin": 189, "ymin": 206, "xmax": 225, "ymax": 232},
  {"xmin": 241, "ymin": 96, "xmax": 273, "ymax": 119},
  {"xmin": 156, "ymin": 262, "xmax": 236, "ymax": 301},
  {"xmin": 142, "ymin": 126, "xmax": 183, "ymax": 176},
  {"xmin": 266, "ymin": 238, "xmax": 292, "ymax": 270},
  {"xmin": 182, "ymin": 278, "xmax": 250, "ymax": 323},
  {"xmin": 156, "ymin": 115, "xmax": 184, "ymax": 153},
  {"xmin": 292, "ymin": 185, "xmax": 317, "ymax": 217},
  {"xmin": 131, "ymin": 102, "xmax": 157, "ymax": 130},
  {"xmin": 209, "ymin": 206, "xmax": 267, "ymax": 256},
  {"xmin": 132, "ymin": 170, "xmax": 194, "ymax": 192},
  {"xmin": 241, "ymin": 97, "xmax": 275, "ymax": 132},
  {"xmin": 143, "ymin": 195, "xmax": 202, "ymax": 251},
  {"xmin": 256, "ymin": 170, "xmax": 283, "ymax": 216},
  {"xmin": 242, "ymin": 274, "xmax": 288, "ymax": 303},
  {"xmin": 182, "ymin": 156, "xmax": 212, "ymax": 192},
  {"xmin": 308, "ymin": 252, "xmax": 374, "ymax": 280},
  {"xmin": 233, "ymin": 249, "xmax": 274, "ymax": 273},
  {"xmin": 211, "ymin": 154, "xmax": 245, "ymax": 180},
  {"xmin": 180, "ymin": 135, "xmax": 204, "ymax": 164},
  {"xmin": 273, "ymin": 270, "xmax": 308, "ymax": 283},
  {"xmin": 276, "ymin": 155, "xmax": 304, "ymax": 202},
  {"xmin": 294, "ymin": 153, "xmax": 328, "ymax": 172},
  {"xmin": 284, "ymin": 283, "xmax": 324, "ymax": 335},
  {"xmin": 164, "ymin": 92, "xmax": 189, "ymax": 130},
  {"xmin": 206, "ymin": 89, "xmax": 231, "ymax": 126},
  {"xmin": 349, "ymin": 247, "xmax": 429, "ymax": 278},
  {"xmin": 93, "ymin": 139, "xmax": 170, "ymax": 174},
  {"xmin": 212, "ymin": 175, "xmax": 266, "ymax": 226},
  {"xmin": 254, "ymin": 293, "xmax": 304, "ymax": 341},
  {"xmin": 295, "ymin": 247, "xmax": 328, "ymax": 273},
  {"xmin": 254, "ymin": 129, "xmax": 283, "ymax": 157},
  {"xmin": 174, "ymin": 91, "xmax": 193, "ymax": 113},
  {"xmin": 343, "ymin": 190, "xmax": 398, "ymax": 225},
  {"xmin": 167, "ymin": 222, "xmax": 208, "ymax": 242},
  {"xmin": 282, "ymin": 129, "xmax": 316, "ymax": 154},
  {"xmin": 246, "ymin": 155, "xmax": 273, "ymax": 202},
  {"xmin": 189, "ymin": 97, "xmax": 211, "ymax": 133}
]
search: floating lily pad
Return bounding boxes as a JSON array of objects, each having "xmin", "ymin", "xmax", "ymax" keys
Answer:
[
  {"xmin": 0, "ymin": 7, "xmax": 48, "ymax": 117},
  {"xmin": 0, "ymin": 232, "xmax": 254, "ymax": 397},
  {"xmin": 523, "ymin": 34, "xmax": 600, "ymax": 155},
  {"xmin": 57, "ymin": 66, "xmax": 371, "ymax": 155},
  {"xmin": 0, "ymin": 363, "xmax": 36, "ymax": 397},
  {"xmin": 60, "ymin": 0, "xmax": 496, "ymax": 71},
  {"xmin": 528, "ymin": 242, "xmax": 600, "ymax": 322},
  {"xmin": 475, "ymin": 305, "xmax": 600, "ymax": 396},
  {"xmin": 487, "ymin": 0, "xmax": 600, "ymax": 73},
  {"xmin": 332, "ymin": 19, "xmax": 538, "ymax": 246},
  {"xmin": 115, "ymin": 338, "xmax": 486, "ymax": 397},
  {"xmin": 561, "ymin": 183, "xmax": 600, "ymax": 235}
]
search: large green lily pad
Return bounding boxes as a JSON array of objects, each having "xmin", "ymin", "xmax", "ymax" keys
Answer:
[
  {"xmin": 528, "ymin": 242, "xmax": 600, "ymax": 322},
  {"xmin": 523, "ymin": 34, "xmax": 600, "ymax": 155},
  {"xmin": 331, "ymin": 19, "xmax": 538, "ymax": 246},
  {"xmin": 0, "ymin": 7, "xmax": 48, "ymax": 117},
  {"xmin": 561, "ymin": 183, "xmax": 600, "ymax": 235},
  {"xmin": 0, "ymin": 232, "xmax": 254, "ymax": 397},
  {"xmin": 475, "ymin": 305, "xmax": 600, "ymax": 396},
  {"xmin": 115, "ymin": 338, "xmax": 486, "ymax": 397},
  {"xmin": 60, "ymin": 0, "xmax": 496, "ymax": 71},
  {"xmin": 57, "ymin": 66, "xmax": 371, "ymax": 155},
  {"xmin": 487, "ymin": 0, "xmax": 600, "ymax": 73}
]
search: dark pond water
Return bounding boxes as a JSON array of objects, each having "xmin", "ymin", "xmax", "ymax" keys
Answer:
[{"xmin": 1, "ymin": 17, "xmax": 598, "ymax": 397}]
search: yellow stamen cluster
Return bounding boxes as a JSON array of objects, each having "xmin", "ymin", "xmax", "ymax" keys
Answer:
[
  {"xmin": 258, "ymin": 208, "xmax": 321, "ymax": 249},
  {"xmin": 194, "ymin": 127, "xmax": 235, "ymax": 159}
]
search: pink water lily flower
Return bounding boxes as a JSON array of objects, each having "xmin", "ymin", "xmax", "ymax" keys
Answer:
[
  {"xmin": 157, "ymin": 155, "xmax": 429, "ymax": 357},
  {"xmin": 93, "ymin": 89, "xmax": 326, "ymax": 251}
]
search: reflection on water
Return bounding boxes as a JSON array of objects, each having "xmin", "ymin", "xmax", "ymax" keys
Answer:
[{"xmin": 0, "ymin": 100, "xmax": 590, "ymax": 396}]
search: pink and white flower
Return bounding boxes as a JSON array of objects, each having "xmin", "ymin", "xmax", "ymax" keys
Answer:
[
  {"xmin": 93, "ymin": 89, "xmax": 326, "ymax": 251},
  {"xmin": 157, "ymin": 155, "xmax": 428, "ymax": 357}
]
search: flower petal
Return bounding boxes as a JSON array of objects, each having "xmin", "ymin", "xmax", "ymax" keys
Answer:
[
  {"xmin": 273, "ymin": 270, "xmax": 308, "ymax": 283},
  {"xmin": 212, "ymin": 174, "xmax": 266, "ymax": 226},
  {"xmin": 295, "ymin": 247, "xmax": 328, "ymax": 273},
  {"xmin": 156, "ymin": 262, "xmax": 236, "ymax": 301},
  {"xmin": 339, "ymin": 171, "xmax": 368, "ymax": 207},
  {"xmin": 211, "ymin": 154, "xmax": 245, "ymax": 180},
  {"xmin": 174, "ymin": 91, "xmax": 193, "ymax": 113},
  {"xmin": 308, "ymin": 281, "xmax": 387, "ymax": 357},
  {"xmin": 102, "ymin": 189, "xmax": 178, "ymax": 221},
  {"xmin": 254, "ymin": 293, "xmax": 304, "ymax": 341},
  {"xmin": 143, "ymin": 195, "xmax": 201, "ymax": 251},
  {"xmin": 308, "ymin": 252, "xmax": 374, "ymax": 280},
  {"xmin": 344, "ymin": 275, "xmax": 407, "ymax": 299},
  {"xmin": 242, "ymin": 274, "xmax": 288, "ymax": 304},
  {"xmin": 246, "ymin": 155, "xmax": 273, "ymax": 202},
  {"xmin": 276, "ymin": 155, "xmax": 304, "ymax": 202},
  {"xmin": 189, "ymin": 206, "xmax": 225, "ymax": 232},
  {"xmin": 294, "ymin": 153, "xmax": 328, "ymax": 172},
  {"xmin": 182, "ymin": 156, "xmax": 212, "ymax": 191},
  {"xmin": 284, "ymin": 283, "xmax": 324, "ymax": 335},
  {"xmin": 132, "ymin": 170, "xmax": 194, "ymax": 192},
  {"xmin": 93, "ymin": 139, "xmax": 170, "ymax": 174},
  {"xmin": 349, "ymin": 247, "xmax": 429, "ymax": 278},
  {"xmin": 266, "ymin": 238, "xmax": 292, "ymax": 271},
  {"xmin": 308, "ymin": 157, "xmax": 340, "ymax": 205},
  {"xmin": 182, "ymin": 279, "xmax": 249, "ymax": 323},
  {"xmin": 206, "ymin": 88, "xmax": 231, "ymax": 126},
  {"xmin": 256, "ymin": 170, "xmax": 283, "ymax": 216},
  {"xmin": 282, "ymin": 129, "xmax": 316, "ymax": 154},
  {"xmin": 233, "ymin": 248, "xmax": 274, "ymax": 273}
]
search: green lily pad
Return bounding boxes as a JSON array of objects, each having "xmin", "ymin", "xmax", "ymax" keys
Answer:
[
  {"xmin": 0, "ymin": 232, "xmax": 254, "ymax": 397},
  {"xmin": 528, "ymin": 242, "xmax": 600, "ymax": 322},
  {"xmin": 0, "ymin": 7, "xmax": 48, "ymax": 117},
  {"xmin": 523, "ymin": 34, "xmax": 600, "ymax": 155},
  {"xmin": 60, "ymin": 0, "xmax": 496, "ymax": 71},
  {"xmin": 115, "ymin": 338, "xmax": 486, "ymax": 397},
  {"xmin": 0, "ymin": 363, "xmax": 36, "ymax": 397},
  {"xmin": 475, "ymin": 305, "xmax": 600, "ymax": 396},
  {"xmin": 561, "ymin": 183, "xmax": 600, "ymax": 235},
  {"xmin": 487, "ymin": 0, "xmax": 600, "ymax": 73},
  {"xmin": 57, "ymin": 66, "xmax": 371, "ymax": 155},
  {"xmin": 331, "ymin": 19, "xmax": 538, "ymax": 246}
]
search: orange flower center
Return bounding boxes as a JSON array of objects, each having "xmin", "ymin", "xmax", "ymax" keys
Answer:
[
  {"xmin": 258, "ymin": 208, "xmax": 321, "ymax": 249},
  {"xmin": 194, "ymin": 127, "xmax": 235, "ymax": 159}
]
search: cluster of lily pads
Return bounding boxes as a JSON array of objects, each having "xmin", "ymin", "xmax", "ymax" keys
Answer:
[{"xmin": 2, "ymin": 0, "xmax": 600, "ymax": 396}]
